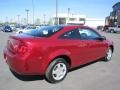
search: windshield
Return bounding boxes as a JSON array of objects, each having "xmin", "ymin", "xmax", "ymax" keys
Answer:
[{"xmin": 23, "ymin": 26, "xmax": 63, "ymax": 37}]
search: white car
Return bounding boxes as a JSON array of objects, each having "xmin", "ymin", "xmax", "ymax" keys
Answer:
[
  {"xmin": 16, "ymin": 26, "xmax": 39, "ymax": 34},
  {"xmin": 108, "ymin": 25, "xmax": 120, "ymax": 33}
]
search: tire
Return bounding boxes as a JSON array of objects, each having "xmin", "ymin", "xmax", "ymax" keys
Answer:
[
  {"xmin": 45, "ymin": 58, "xmax": 69, "ymax": 83},
  {"xmin": 104, "ymin": 47, "xmax": 113, "ymax": 62},
  {"xmin": 10, "ymin": 68, "xmax": 20, "ymax": 77},
  {"xmin": 19, "ymin": 31, "xmax": 23, "ymax": 34},
  {"xmin": 110, "ymin": 29, "xmax": 115, "ymax": 33}
]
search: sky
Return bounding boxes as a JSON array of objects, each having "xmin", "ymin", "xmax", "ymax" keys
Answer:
[{"xmin": 0, "ymin": 0, "xmax": 120, "ymax": 23}]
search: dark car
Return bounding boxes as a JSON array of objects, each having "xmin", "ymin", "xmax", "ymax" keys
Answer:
[
  {"xmin": 2, "ymin": 26, "xmax": 13, "ymax": 32},
  {"xmin": 0, "ymin": 26, "xmax": 3, "ymax": 31},
  {"xmin": 97, "ymin": 26, "xmax": 104, "ymax": 30},
  {"xmin": 4, "ymin": 25, "xmax": 114, "ymax": 83},
  {"xmin": 103, "ymin": 25, "xmax": 109, "ymax": 32}
]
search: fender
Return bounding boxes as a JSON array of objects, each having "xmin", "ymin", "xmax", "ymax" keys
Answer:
[{"xmin": 40, "ymin": 49, "xmax": 71, "ymax": 74}]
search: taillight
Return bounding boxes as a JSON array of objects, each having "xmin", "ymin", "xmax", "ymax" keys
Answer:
[
  {"xmin": 7, "ymin": 37, "xmax": 28, "ymax": 54},
  {"xmin": 6, "ymin": 35, "xmax": 30, "ymax": 55},
  {"xmin": 18, "ymin": 45, "xmax": 28, "ymax": 53}
]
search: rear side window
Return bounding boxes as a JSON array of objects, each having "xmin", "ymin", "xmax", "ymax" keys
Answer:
[{"xmin": 23, "ymin": 26, "xmax": 63, "ymax": 37}]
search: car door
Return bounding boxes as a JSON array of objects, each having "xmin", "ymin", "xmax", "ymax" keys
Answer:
[
  {"xmin": 59, "ymin": 28, "xmax": 107, "ymax": 67},
  {"xmin": 117, "ymin": 26, "xmax": 120, "ymax": 32},
  {"xmin": 59, "ymin": 29, "xmax": 91, "ymax": 67},
  {"xmin": 78, "ymin": 28, "xmax": 108, "ymax": 63}
]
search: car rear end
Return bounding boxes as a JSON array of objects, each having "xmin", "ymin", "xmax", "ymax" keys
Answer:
[
  {"xmin": 3, "ymin": 35, "xmax": 44, "ymax": 75},
  {"xmin": 4, "ymin": 26, "xmax": 13, "ymax": 32},
  {"xmin": 3, "ymin": 25, "xmax": 64, "ymax": 75}
]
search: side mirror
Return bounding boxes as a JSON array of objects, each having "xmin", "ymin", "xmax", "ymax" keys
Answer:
[{"xmin": 97, "ymin": 36, "xmax": 106, "ymax": 41}]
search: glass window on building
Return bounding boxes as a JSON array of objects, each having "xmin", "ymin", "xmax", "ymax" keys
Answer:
[
  {"xmin": 79, "ymin": 18, "xmax": 85, "ymax": 21},
  {"xmin": 79, "ymin": 18, "xmax": 85, "ymax": 25},
  {"xmin": 69, "ymin": 18, "xmax": 76, "ymax": 21},
  {"xmin": 59, "ymin": 18, "xmax": 66, "ymax": 24}
]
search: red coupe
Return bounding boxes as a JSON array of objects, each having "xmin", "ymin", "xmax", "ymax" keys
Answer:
[{"xmin": 4, "ymin": 25, "xmax": 114, "ymax": 83}]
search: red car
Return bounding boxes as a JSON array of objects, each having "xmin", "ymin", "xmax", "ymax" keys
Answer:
[{"xmin": 4, "ymin": 25, "xmax": 114, "ymax": 83}]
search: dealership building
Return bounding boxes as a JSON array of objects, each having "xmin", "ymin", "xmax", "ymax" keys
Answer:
[
  {"xmin": 105, "ymin": 2, "xmax": 120, "ymax": 26},
  {"xmin": 51, "ymin": 13, "xmax": 105, "ymax": 28},
  {"xmin": 52, "ymin": 13, "xmax": 86, "ymax": 25}
]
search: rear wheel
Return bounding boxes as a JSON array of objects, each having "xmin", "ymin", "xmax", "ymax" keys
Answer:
[
  {"xmin": 104, "ymin": 47, "xmax": 113, "ymax": 61},
  {"xmin": 45, "ymin": 58, "xmax": 68, "ymax": 83}
]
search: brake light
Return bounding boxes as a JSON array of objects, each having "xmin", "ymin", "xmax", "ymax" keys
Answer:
[
  {"xmin": 18, "ymin": 45, "xmax": 28, "ymax": 53},
  {"xmin": 7, "ymin": 37, "xmax": 28, "ymax": 54}
]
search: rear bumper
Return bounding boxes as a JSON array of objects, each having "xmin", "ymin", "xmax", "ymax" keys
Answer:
[{"xmin": 3, "ymin": 48, "xmax": 44, "ymax": 75}]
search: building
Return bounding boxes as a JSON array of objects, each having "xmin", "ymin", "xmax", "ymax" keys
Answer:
[
  {"xmin": 105, "ymin": 2, "xmax": 120, "ymax": 26},
  {"xmin": 51, "ymin": 13, "xmax": 105, "ymax": 28},
  {"xmin": 52, "ymin": 13, "xmax": 86, "ymax": 25},
  {"xmin": 85, "ymin": 18, "xmax": 105, "ymax": 28}
]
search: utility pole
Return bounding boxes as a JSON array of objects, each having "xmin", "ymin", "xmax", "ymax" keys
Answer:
[
  {"xmin": 6, "ymin": 17, "xmax": 8, "ymax": 24},
  {"xmin": 68, "ymin": 8, "xmax": 70, "ymax": 23},
  {"xmin": 43, "ymin": 14, "xmax": 46, "ymax": 25},
  {"xmin": 17, "ymin": 14, "xmax": 20, "ymax": 24},
  {"xmin": 56, "ymin": 0, "xmax": 58, "ymax": 25},
  {"xmin": 25, "ymin": 9, "xmax": 29, "ymax": 25},
  {"xmin": 32, "ymin": 0, "xmax": 35, "ymax": 26}
]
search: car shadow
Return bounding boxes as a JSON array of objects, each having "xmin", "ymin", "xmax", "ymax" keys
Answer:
[
  {"xmin": 10, "ymin": 58, "xmax": 104, "ymax": 82},
  {"xmin": 69, "ymin": 58, "xmax": 104, "ymax": 72},
  {"xmin": 10, "ymin": 69, "xmax": 45, "ymax": 81}
]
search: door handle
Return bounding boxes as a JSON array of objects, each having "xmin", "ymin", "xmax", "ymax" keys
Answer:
[{"xmin": 78, "ymin": 43, "xmax": 87, "ymax": 47}]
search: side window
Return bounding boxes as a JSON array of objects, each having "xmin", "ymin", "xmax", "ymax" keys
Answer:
[
  {"xmin": 79, "ymin": 28, "xmax": 100, "ymax": 40},
  {"xmin": 60, "ymin": 29, "xmax": 81, "ymax": 39},
  {"xmin": 118, "ymin": 26, "xmax": 120, "ymax": 28}
]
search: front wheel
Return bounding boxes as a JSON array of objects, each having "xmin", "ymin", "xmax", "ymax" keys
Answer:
[
  {"xmin": 104, "ymin": 47, "xmax": 113, "ymax": 61},
  {"xmin": 45, "ymin": 58, "xmax": 68, "ymax": 83}
]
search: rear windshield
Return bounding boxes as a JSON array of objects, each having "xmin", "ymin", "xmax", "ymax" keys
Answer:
[{"xmin": 23, "ymin": 26, "xmax": 63, "ymax": 37}]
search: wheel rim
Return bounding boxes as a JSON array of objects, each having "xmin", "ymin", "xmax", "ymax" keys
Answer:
[
  {"xmin": 110, "ymin": 30, "xmax": 114, "ymax": 33},
  {"xmin": 52, "ymin": 63, "xmax": 67, "ymax": 80},
  {"xmin": 107, "ymin": 48, "xmax": 112, "ymax": 60}
]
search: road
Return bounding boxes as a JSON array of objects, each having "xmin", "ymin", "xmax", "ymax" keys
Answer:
[{"xmin": 0, "ymin": 31, "xmax": 120, "ymax": 90}]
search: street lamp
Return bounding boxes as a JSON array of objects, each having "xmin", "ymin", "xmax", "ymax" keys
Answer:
[
  {"xmin": 32, "ymin": 0, "xmax": 35, "ymax": 26},
  {"xmin": 43, "ymin": 14, "xmax": 46, "ymax": 25},
  {"xmin": 25, "ymin": 9, "xmax": 29, "ymax": 25},
  {"xmin": 56, "ymin": 0, "xmax": 59, "ymax": 25},
  {"xmin": 68, "ymin": 8, "xmax": 70, "ymax": 23},
  {"xmin": 17, "ymin": 14, "xmax": 20, "ymax": 24},
  {"xmin": 5, "ymin": 17, "xmax": 8, "ymax": 24}
]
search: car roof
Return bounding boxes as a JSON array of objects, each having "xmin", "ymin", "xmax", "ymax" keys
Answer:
[
  {"xmin": 53, "ymin": 25, "xmax": 90, "ymax": 29},
  {"xmin": 50, "ymin": 25, "xmax": 94, "ymax": 39}
]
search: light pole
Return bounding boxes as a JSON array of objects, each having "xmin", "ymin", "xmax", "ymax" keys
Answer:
[
  {"xmin": 17, "ymin": 14, "xmax": 20, "ymax": 24},
  {"xmin": 32, "ymin": 0, "xmax": 35, "ymax": 26},
  {"xmin": 56, "ymin": 0, "xmax": 58, "ymax": 25},
  {"xmin": 6, "ymin": 17, "xmax": 8, "ymax": 24},
  {"xmin": 25, "ymin": 9, "xmax": 29, "ymax": 25},
  {"xmin": 43, "ymin": 14, "xmax": 46, "ymax": 25},
  {"xmin": 68, "ymin": 8, "xmax": 70, "ymax": 23}
]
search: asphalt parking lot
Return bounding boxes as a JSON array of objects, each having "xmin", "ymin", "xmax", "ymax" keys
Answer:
[{"xmin": 0, "ymin": 31, "xmax": 120, "ymax": 90}]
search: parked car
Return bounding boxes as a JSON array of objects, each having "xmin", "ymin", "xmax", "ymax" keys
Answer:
[
  {"xmin": 97, "ymin": 26, "xmax": 104, "ymax": 31},
  {"xmin": 3, "ymin": 25, "xmax": 114, "ymax": 83},
  {"xmin": 103, "ymin": 25, "xmax": 109, "ymax": 32},
  {"xmin": 108, "ymin": 25, "xmax": 120, "ymax": 33},
  {"xmin": 0, "ymin": 25, "xmax": 3, "ymax": 31},
  {"xmin": 10, "ymin": 25, "xmax": 16, "ymax": 31},
  {"xmin": 16, "ymin": 26, "xmax": 38, "ymax": 34},
  {"xmin": 2, "ymin": 26, "xmax": 13, "ymax": 32}
]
